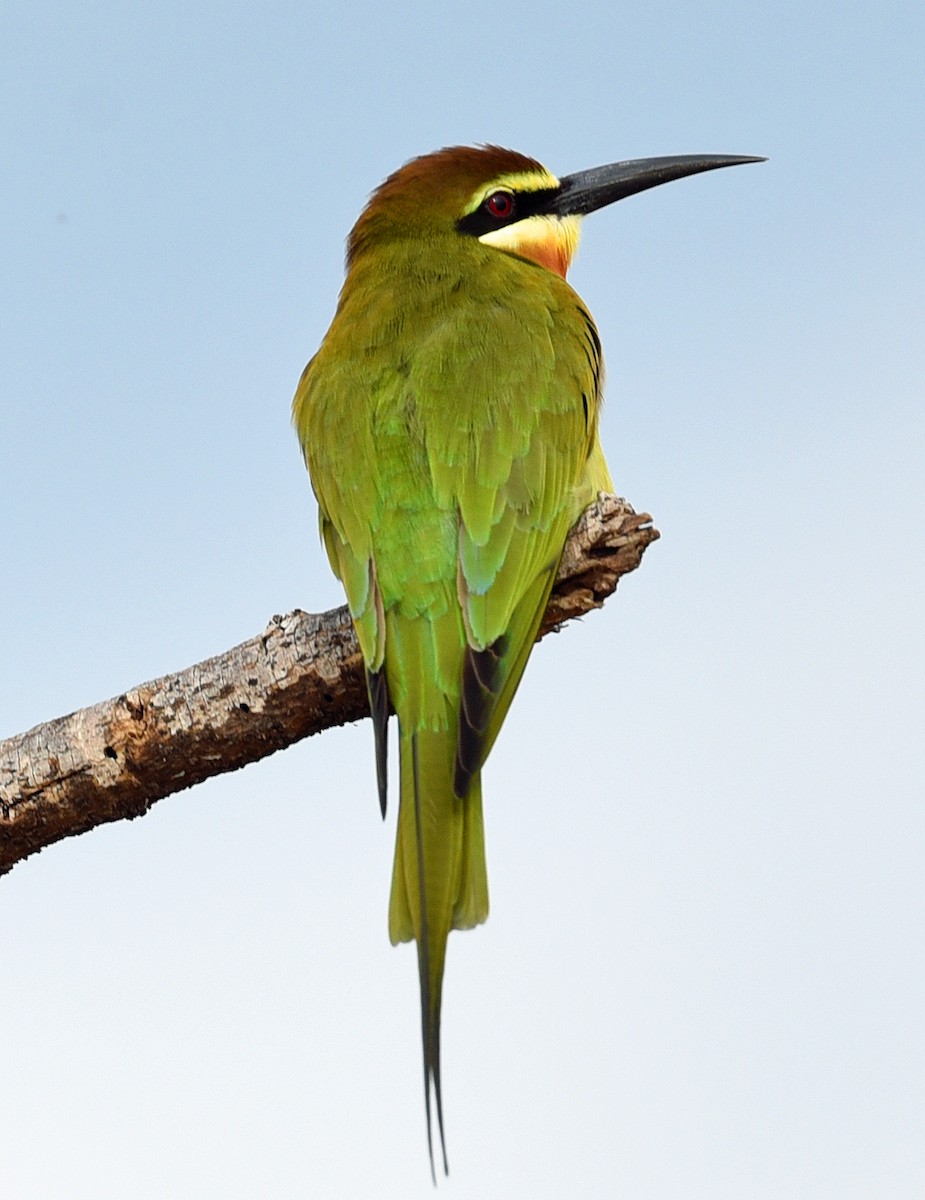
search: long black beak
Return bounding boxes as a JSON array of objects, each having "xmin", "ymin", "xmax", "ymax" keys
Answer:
[{"xmin": 552, "ymin": 154, "xmax": 766, "ymax": 216}]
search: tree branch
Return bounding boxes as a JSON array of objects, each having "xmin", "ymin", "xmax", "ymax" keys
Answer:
[{"xmin": 0, "ymin": 495, "xmax": 658, "ymax": 875}]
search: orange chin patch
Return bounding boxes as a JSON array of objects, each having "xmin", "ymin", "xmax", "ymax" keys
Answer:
[
  {"xmin": 517, "ymin": 233, "xmax": 572, "ymax": 278},
  {"xmin": 479, "ymin": 215, "xmax": 581, "ymax": 279}
]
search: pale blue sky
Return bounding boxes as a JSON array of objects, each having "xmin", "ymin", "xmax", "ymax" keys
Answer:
[{"xmin": 1, "ymin": 1, "xmax": 923, "ymax": 1196}]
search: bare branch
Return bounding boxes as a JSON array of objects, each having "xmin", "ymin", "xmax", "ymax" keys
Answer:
[{"xmin": 0, "ymin": 495, "xmax": 658, "ymax": 874}]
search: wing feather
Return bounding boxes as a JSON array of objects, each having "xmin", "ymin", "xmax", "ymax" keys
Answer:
[{"xmin": 294, "ymin": 255, "xmax": 610, "ymax": 793}]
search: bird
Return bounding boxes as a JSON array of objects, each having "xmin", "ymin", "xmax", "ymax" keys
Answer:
[{"xmin": 292, "ymin": 144, "xmax": 763, "ymax": 1176}]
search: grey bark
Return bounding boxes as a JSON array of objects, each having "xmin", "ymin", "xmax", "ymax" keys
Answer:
[{"xmin": 0, "ymin": 495, "xmax": 657, "ymax": 875}]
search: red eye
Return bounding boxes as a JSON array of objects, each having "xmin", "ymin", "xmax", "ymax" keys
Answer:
[{"xmin": 485, "ymin": 191, "xmax": 515, "ymax": 220}]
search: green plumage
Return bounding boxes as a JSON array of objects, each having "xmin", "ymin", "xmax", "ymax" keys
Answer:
[{"xmin": 293, "ymin": 146, "xmax": 612, "ymax": 1176}]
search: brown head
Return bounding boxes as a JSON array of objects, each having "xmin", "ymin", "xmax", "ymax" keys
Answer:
[{"xmin": 346, "ymin": 144, "xmax": 766, "ymax": 279}]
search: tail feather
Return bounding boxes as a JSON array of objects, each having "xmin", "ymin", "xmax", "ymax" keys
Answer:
[{"xmin": 389, "ymin": 725, "xmax": 489, "ymax": 1178}]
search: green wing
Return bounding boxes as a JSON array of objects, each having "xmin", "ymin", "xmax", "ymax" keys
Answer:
[
  {"xmin": 295, "ymin": 260, "xmax": 609, "ymax": 781},
  {"xmin": 410, "ymin": 269, "xmax": 611, "ymax": 792}
]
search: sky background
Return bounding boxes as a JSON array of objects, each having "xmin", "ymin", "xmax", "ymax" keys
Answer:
[{"xmin": 1, "ymin": 1, "xmax": 923, "ymax": 1196}]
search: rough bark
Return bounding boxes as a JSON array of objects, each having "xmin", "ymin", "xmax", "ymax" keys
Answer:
[{"xmin": 0, "ymin": 495, "xmax": 657, "ymax": 875}]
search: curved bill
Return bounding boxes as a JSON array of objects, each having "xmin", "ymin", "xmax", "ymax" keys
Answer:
[{"xmin": 552, "ymin": 154, "xmax": 766, "ymax": 216}]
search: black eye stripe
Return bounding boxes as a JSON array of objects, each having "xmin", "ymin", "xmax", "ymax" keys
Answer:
[{"xmin": 457, "ymin": 185, "xmax": 561, "ymax": 237}]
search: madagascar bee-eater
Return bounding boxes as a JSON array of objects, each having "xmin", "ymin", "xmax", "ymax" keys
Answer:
[{"xmin": 293, "ymin": 145, "xmax": 762, "ymax": 1174}]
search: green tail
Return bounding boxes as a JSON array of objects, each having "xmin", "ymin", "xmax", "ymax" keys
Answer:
[{"xmin": 388, "ymin": 725, "xmax": 489, "ymax": 1178}]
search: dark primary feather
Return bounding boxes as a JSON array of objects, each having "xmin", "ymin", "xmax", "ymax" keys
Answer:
[
  {"xmin": 366, "ymin": 667, "xmax": 391, "ymax": 818},
  {"xmin": 455, "ymin": 635, "xmax": 508, "ymax": 799}
]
